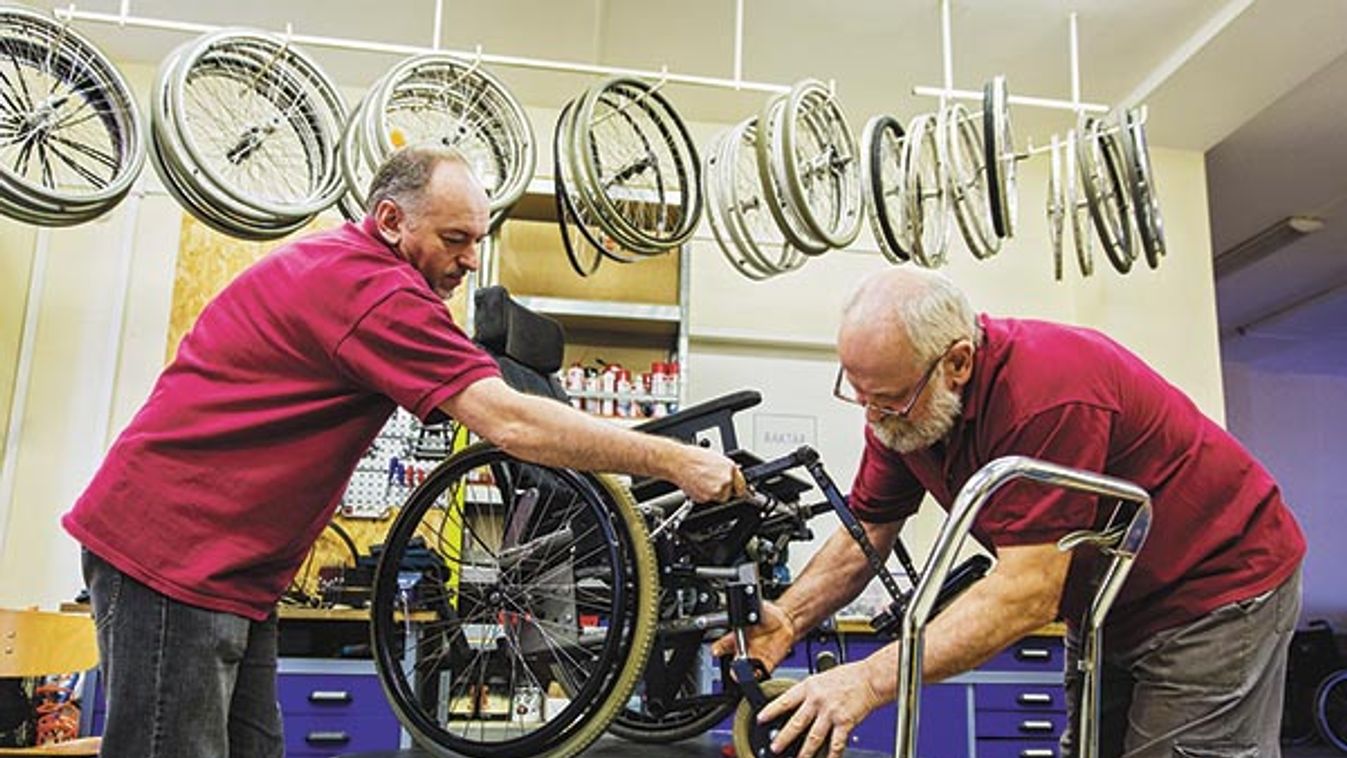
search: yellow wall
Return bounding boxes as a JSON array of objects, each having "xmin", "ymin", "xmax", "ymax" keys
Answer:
[{"xmin": 0, "ymin": 64, "xmax": 1222, "ymax": 609}]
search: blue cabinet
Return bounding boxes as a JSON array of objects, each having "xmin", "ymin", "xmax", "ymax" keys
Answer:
[
  {"xmin": 277, "ymin": 660, "xmax": 404, "ymax": 757},
  {"xmin": 84, "ymin": 659, "xmax": 405, "ymax": 757}
]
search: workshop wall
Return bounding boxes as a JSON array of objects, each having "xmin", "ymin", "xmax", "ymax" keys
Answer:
[
  {"xmin": 1224, "ymin": 362, "xmax": 1347, "ymax": 629},
  {"xmin": 0, "ymin": 62, "xmax": 1225, "ymax": 612}
]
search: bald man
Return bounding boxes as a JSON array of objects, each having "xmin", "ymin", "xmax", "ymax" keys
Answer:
[
  {"xmin": 64, "ymin": 146, "xmax": 744, "ymax": 758},
  {"xmin": 721, "ymin": 268, "xmax": 1304, "ymax": 758}
]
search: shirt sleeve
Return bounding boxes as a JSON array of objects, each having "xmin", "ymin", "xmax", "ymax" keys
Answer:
[
  {"xmin": 333, "ymin": 289, "xmax": 501, "ymax": 422},
  {"xmin": 849, "ymin": 424, "xmax": 927, "ymax": 523},
  {"xmin": 977, "ymin": 402, "xmax": 1114, "ymax": 547}
]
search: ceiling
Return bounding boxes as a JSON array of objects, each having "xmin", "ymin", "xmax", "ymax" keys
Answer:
[
  {"xmin": 19, "ymin": 0, "xmax": 1347, "ymax": 374},
  {"xmin": 22, "ymin": 0, "xmax": 1333, "ymax": 144}
]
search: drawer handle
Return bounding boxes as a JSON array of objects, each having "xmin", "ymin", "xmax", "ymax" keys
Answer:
[
  {"xmin": 1020, "ymin": 750, "xmax": 1056, "ymax": 757},
  {"xmin": 308, "ymin": 690, "xmax": 352, "ymax": 703},
  {"xmin": 1019, "ymin": 719, "xmax": 1056, "ymax": 733},
  {"xmin": 1017, "ymin": 692, "xmax": 1054, "ymax": 705},
  {"xmin": 1016, "ymin": 648, "xmax": 1052, "ymax": 661},
  {"xmin": 305, "ymin": 731, "xmax": 351, "ymax": 744}
]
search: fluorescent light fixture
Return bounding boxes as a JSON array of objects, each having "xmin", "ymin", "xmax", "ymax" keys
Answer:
[{"xmin": 1214, "ymin": 215, "xmax": 1324, "ymax": 278}]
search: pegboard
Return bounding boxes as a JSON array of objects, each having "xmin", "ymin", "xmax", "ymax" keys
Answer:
[{"xmin": 340, "ymin": 408, "xmax": 465, "ymax": 519}]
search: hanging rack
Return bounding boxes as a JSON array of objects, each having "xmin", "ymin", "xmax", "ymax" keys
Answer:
[
  {"xmin": 53, "ymin": 0, "xmax": 793, "ymax": 95},
  {"xmin": 913, "ymin": 1, "xmax": 1109, "ymax": 115}
]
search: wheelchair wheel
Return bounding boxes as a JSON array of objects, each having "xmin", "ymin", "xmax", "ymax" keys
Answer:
[
  {"xmin": 1315, "ymin": 668, "xmax": 1347, "ymax": 753},
  {"xmin": 609, "ymin": 643, "xmax": 739, "ymax": 743},
  {"xmin": 371, "ymin": 442, "xmax": 658, "ymax": 758}
]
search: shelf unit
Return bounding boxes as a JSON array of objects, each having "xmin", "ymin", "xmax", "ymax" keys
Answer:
[{"xmin": 474, "ymin": 177, "xmax": 691, "ymax": 414}]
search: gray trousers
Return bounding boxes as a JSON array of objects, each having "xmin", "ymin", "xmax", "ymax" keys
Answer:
[
  {"xmin": 83, "ymin": 549, "xmax": 285, "ymax": 758},
  {"xmin": 1061, "ymin": 568, "xmax": 1302, "ymax": 757}
]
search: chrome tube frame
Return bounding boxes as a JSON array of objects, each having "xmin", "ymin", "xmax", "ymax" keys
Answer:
[{"xmin": 893, "ymin": 455, "xmax": 1152, "ymax": 758}]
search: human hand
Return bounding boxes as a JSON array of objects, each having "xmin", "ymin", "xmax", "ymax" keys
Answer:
[
  {"xmin": 710, "ymin": 601, "xmax": 795, "ymax": 671},
  {"xmin": 671, "ymin": 445, "xmax": 746, "ymax": 503},
  {"xmin": 755, "ymin": 661, "xmax": 885, "ymax": 758}
]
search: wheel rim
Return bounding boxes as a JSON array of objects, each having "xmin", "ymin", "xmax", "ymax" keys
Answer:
[
  {"xmin": 373, "ymin": 445, "xmax": 640, "ymax": 757},
  {"xmin": 0, "ymin": 7, "xmax": 145, "ymax": 225},
  {"xmin": 861, "ymin": 114, "xmax": 912, "ymax": 265}
]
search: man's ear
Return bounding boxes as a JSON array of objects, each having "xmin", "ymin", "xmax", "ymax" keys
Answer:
[
  {"xmin": 947, "ymin": 339, "xmax": 975, "ymax": 384},
  {"xmin": 372, "ymin": 199, "xmax": 403, "ymax": 247}
]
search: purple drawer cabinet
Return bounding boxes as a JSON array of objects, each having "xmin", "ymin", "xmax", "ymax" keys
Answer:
[
  {"xmin": 973, "ymin": 710, "xmax": 1068, "ymax": 739},
  {"xmin": 285, "ymin": 712, "xmax": 401, "ymax": 757},
  {"xmin": 277, "ymin": 672, "xmax": 391, "ymax": 716},
  {"xmin": 981, "ymin": 636, "xmax": 1064, "ymax": 673},
  {"xmin": 975, "ymin": 738, "xmax": 1060, "ymax": 757},
  {"xmin": 848, "ymin": 683, "xmax": 969, "ymax": 757},
  {"xmin": 974, "ymin": 683, "xmax": 1065, "ymax": 712}
]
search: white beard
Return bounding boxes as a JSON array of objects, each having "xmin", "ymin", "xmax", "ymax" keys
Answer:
[{"xmin": 869, "ymin": 372, "xmax": 964, "ymax": 454}]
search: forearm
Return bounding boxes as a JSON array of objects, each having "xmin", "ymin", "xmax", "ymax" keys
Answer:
[
  {"xmin": 859, "ymin": 550, "xmax": 1065, "ymax": 700},
  {"xmin": 482, "ymin": 391, "xmax": 691, "ymax": 481},
  {"xmin": 776, "ymin": 523, "xmax": 897, "ymax": 639}
]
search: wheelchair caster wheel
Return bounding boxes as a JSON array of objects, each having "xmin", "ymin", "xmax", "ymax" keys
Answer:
[{"xmin": 732, "ymin": 678, "xmax": 820, "ymax": 758}]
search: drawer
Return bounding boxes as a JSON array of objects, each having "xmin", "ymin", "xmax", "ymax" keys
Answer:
[
  {"xmin": 974, "ymin": 710, "xmax": 1067, "ymax": 739},
  {"xmin": 981, "ymin": 637, "xmax": 1064, "ymax": 673},
  {"xmin": 278, "ymin": 672, "xmax": 391, "ymax": 716},
  {"xmin": 284, "ymin": 712, "xmax": 401, "ymax": 756},
  {"xmin": 974, "ymin": 683, "xmax": 1065, "ymax": 712},
  {"xmin": 975, "ymin": 738, "xmax": 1060, "ymax": 757}
]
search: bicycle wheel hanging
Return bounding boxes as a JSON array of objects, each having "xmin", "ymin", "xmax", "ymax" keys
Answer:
[
  {"xmin": 939, "ymin": 102, "xmax": 1000, "ymax": 260},
  {"xmin": 1066, "ymin": 128, "xmax": 1097, "ymax": 278},
  {"xmin": 1076, "ymin": 115, "xmax": 1135, "ymax": 274},
  {"xmin": 901, "ymin": 113, "xmax": 951, "ymax": 268},
  {"xmin": 755, "ymin": 93, "xmax": 829, "ymax": 255},
  {"xmin": 152, "ymin": 29, "xmax": 347, "ymax": 240},
  {"xmin": 703, "ymin": 126, "xmax": 773, "ymax": 281},
  {"xmin": 1046, "ymin": 133, "xmax": 1066, "ymax": 281},
  {"xmin": 371, "ymin": 442, "xmax": 658, "ymax": 758},
  {"xmin": 713, "ymin": 117, "xmax": 808, "ymax": 280},
  {"xmin": 336, "ymin": 96, "xmax": 374, "ymax": 222},
  {"xmin": 0, "ymin": 6, "xmax": 145, "ymax": 226},
  {"xmin": 350, "ymin": 54, "xmax": 534, "ymax": 230},
  {"xmin": 553, "ymin": 100, "xmax": 637, "ymax": 277},
  {"xmin": 778, "ymin": 79, "xmax": 862, "ymax": 249},
  {"xmin": 860, "ymin": 114, "xmax": 912, "ymax": 265},
  {"xmin": 568, "ymin": 77, "xmax": 702, "ymax": 255},
  {"xmin": 982, "ymin": 75, "xmax": 1017, "ymax": 239},
  {"xmin": 1118, "ymin": 106, "xmax": 1166, "ymax": 269}
]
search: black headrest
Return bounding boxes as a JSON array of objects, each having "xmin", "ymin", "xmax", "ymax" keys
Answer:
[{"xmin": 473, "ymin": 286, "xmax": 566, "ymax": 374}]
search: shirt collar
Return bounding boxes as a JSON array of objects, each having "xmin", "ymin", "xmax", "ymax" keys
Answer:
[{"xmin": 957, "ymin": 313, "xmax": 995, "ymax": 425}]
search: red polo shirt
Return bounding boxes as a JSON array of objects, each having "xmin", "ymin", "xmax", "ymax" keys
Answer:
[
  {"xmin": 850, "ymin": 316, "xmax": 1304, "ymax": 651},
  {"xmin": 64, "ymin": 218, "xmax": 500, "ymax": 620}
]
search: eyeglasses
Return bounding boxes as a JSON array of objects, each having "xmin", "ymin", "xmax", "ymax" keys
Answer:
[{"xmin": 833, "ymin": 341, "xmax": 959, "ymax": 419}]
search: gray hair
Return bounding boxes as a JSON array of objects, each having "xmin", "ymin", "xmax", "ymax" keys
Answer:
[
  {"xmin": 841, "ymin": 268, "xmax": 981, "ymax": 362},
  {"xmin": 897, "ymin": 271, "xmax": 981, "ymax": 361},
  {"xmin": 366, "ymin": 145, "xmax": 473, "ymax": 212}
]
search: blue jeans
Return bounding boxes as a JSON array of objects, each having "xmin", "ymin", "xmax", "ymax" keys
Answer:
[
  {"xmin": 1062, "ymin": 567, "xmax": 1302, "ymax": 757},
  {"xmin": 82, "ymin": 549, "xmax": 284, "ymax": 758}
]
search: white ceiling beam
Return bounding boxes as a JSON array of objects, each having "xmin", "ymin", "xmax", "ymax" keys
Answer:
[{"xmin": 1114, "ymin": 0, "xmax": 1256, "ymax": 115}]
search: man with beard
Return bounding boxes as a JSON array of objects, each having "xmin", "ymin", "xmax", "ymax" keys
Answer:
[{"xmin": 715, "ymin": 267, "xmax": 1304, "ymax": 758}]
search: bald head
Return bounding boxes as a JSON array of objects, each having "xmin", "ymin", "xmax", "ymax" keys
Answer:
[
  {"xmin": 366, "ymin": 145, "xmax": 488, "ymax": 217},
  {"xmin": 838, "ymin": 268, "xmax": 979, "ymax": 367}
]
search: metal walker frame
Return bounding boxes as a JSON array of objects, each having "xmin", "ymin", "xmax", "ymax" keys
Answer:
[{"xmin": 893, "ymin": 455, "xmax": 1153, "ymax": 758}]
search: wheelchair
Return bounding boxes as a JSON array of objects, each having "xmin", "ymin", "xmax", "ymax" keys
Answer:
[{"xmin": 365, "ymin": 286, "xmax": 1000, "ymax": 758}]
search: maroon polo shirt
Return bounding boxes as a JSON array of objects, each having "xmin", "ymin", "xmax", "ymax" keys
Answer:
[
  {"xmin": 850, "ymin": 315, "xmax": 1305, "ymax": 651},
  {"xmin": 64, "ymin": 217, "xmax": 500, "ymax": 620}
]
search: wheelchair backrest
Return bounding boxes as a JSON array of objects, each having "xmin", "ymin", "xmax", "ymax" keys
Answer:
[{"xmin": 473, "ymin": 285, "xmax": 569, "ymax": 403}]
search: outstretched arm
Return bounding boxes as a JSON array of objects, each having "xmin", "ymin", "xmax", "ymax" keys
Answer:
[{"xmin": 442, "ymin": 376, "xmax": 744, "ymax": 502}]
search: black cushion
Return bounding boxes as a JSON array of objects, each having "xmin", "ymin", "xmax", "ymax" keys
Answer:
[
  {"xmin": 473, "ymin": 286, "xmax": 566, "ymax": 374},
  {"xmin": 473, "ymin": 286, "xmax": 569, "ymax": 402}
]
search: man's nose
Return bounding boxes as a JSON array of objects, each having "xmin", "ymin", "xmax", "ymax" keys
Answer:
[{"xmin": 461, "ymin": 243, "xmax": 481, "ymax": 272}]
